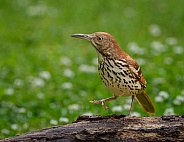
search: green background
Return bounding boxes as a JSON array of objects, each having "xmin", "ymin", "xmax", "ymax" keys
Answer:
[{"xmin": 0, "ymin": 0, "xmax": 184, "ymax": 138}]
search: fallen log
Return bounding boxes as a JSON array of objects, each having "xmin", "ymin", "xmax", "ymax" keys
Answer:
[{"xmin": 1, "ymin": 115, "xmax": 184, "ymax": 142}]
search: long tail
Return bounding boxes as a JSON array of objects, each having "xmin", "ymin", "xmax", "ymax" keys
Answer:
[{"xmin": 136, "ymin": 90, "xmax": 156, "ymax": 114}]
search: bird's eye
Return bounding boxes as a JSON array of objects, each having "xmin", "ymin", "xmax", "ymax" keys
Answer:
[{"xmin": 97, "ymin": 37, "xmax": 103, "ymax": 41}]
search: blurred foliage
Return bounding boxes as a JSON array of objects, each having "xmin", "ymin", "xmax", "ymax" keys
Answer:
[{"xmin": 0, "ymin": 0, "xmax": 184, "ymax": 138}]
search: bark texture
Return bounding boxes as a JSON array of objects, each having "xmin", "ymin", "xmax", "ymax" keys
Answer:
[{"xmin": 1, "ymin": 115, "xmax": 184, "ymax": 142}]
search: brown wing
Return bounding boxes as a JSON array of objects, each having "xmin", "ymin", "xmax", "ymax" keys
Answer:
[
  {"xmin": 113, "ymin": 44, "xmax": 146, "ymax": 88},
  {"xmin": 125, "ymin": 55, "xmax": 146, "ymax": 88}
]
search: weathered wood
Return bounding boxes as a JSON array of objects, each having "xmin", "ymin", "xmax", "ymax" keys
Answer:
[{"xmin": 1, "ymin": 115, "xmax": 184, "ymax": 142}]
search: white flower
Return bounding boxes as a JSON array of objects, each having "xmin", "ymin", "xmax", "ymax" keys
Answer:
[
  {"xmin": 26, "ymin": 4, "xmax": 47, "ymax": 16},
  {"xmin": 164, "ymin": 57, "xmax": 173, "ymax": 65},
  {"xmin": 151, "ymin": 41, "xmax": 167, "ymax": 53},
  {"xmin": 164, "ymin": 108, "xmax": 175, "ymax": 116},
  {"xmin": 82, "ymin": 112, "xmax": 93, "ymax": 116},
  {"xmin": 173, "ymin": 46, "xmax": 183, "ymax": 54},
  {"xmin": 50, "ymin": 119, "xmax": 58, "ymax": 125},
  {"xmin": 31, "ymin": 77, "xmax": 45, "ymax": 87},
  {"xmin": 92, "ymin": 58, "xmax": 98, "ymax": 65},
  {"xmin": 166, "ymin": 37, "xmax": 178, "ymax": 45},
  {"xmin": 64, "ymin": 68, "xmax": 75, "ymax": 78},
  {"xmin": 39, "ymin": 71, "xmax": 51, "ymax": 80},
  {"xmin": 14, "ymin": 79, "xmax": 24, "ymax": 88},
  {"xmin": 68, "ymin": 104, "xmax": 80, "ymax": 111},
  {"xmin": 173, "ymin": 99, "xmax": 181, "ymax": 105},
  {"xmin": 148, "ymin": 24, "xmax": 161, "ymax": 37},
  {"xmin": 136, "ymin": 58, "xmax": 146, "ymax": 66},
  {"xmin": 155, "ymin": 91, "xmax": 169, "ymax": 103},
  {"xmin": 173, "ymin": 95, "xmax": 184, "ymax": 105},
  {"xmin": 28, "ymin": 76, "xmax": 45, "ymax": 87},
  {"xmin": 79, "ymin": 90, "xmax": 87, "ymax": 96},
  {"xmin": 59, "ymin": 117, "xmax": 69, "ymax": 123},
  {"xmin": 37, "ymin": 92, "xmax": 45, "ymax": 99},
  {"xmin": 127, "ymin": 42, "xmax": 145, "ymax": 55},
  {"xmin": 11, "ymin": 124, "xmax": 19, "ymax": 130},
  {"xmin": 125, "ymin": 98, "xmax": 132, "ymax": 104},
  {"xmin": 1, "ymin": 129, "xmax": 10, "ymax": 135},
  {"xmin": 112, "ymin": 105, "xmax": 123, "ymax": 112},
  {"xmin": 181, "ymin": 90, "xmax": 184, "ymax": 96},
  {"xmin": 155, "ymin": 96, "xmax": 163, "ymax": 103},
  {"xmin": 176, "ymin": 95, "xmax": 184, "ymax": 101},
  {"xmin": 158, "ymin": 91, "xmax": 169, "ymax": 99},
  {"xmin": 131, "ymin": 112, "xmax": 141, "ymax": 117},
  {"xmin": 152, "ymin": 78, "xmax": 165, "ymax": 85},
  {"xmin": 4, "ymin": 88, "xmax": 14, "ymax": 96},
  {"xmin": 60, "ymin": 56, "xmax": 72, "ymax": 66},
  {"xmin": 49, "ymin": 103, "xmax": 57, "ymax": 109},
  {"xmin": 23, "ymin": 123, "xmax": 29, "ymax": 129},
  {"xmin": 78, "ymin": 64, "xmax": 97, "ymax": 73},
  {"xmin": 61, "ymin": 82, "xmax": 73, "ymax": 89},
  {"xmin": 123, "ymin": 104, "xmax": 131, "ymax": 110},
  {"xmin": 1, "ymin": 101, "xmax": 14, "ymax": 107},
  {"xmin": 17, "ymin": 108, "xmax": 26, "ymax": 113},
  {"xmin": 27, "ymin": 111, "xmax": 33, "ymax": 117}
]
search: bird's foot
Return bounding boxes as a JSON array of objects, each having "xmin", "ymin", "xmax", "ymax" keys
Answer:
[
  {"xmin": 125, "ymin": 113, "xmax": 132, "ymax": 118},
  {"xmin": 90, "ymin": 99, "xmax": 109, "ymax": 110}
]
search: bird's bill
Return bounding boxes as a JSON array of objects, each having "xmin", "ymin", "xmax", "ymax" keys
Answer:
[{"xmin": 71, "ymin": 33, "xmax": 91, "ymax": 41}]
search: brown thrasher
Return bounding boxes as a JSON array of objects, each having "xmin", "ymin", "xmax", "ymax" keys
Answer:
[{"xmin": 71, "ymin": 32, "xmax": 155, "ymax": 115}]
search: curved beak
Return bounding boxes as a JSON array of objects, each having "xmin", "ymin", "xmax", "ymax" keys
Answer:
[{"xmin": 71, "ymin": 33, "xmax": 91, "ymax": 41}]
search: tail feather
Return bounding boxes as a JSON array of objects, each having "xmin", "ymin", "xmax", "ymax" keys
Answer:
[{"xmin": 136, "ymin": 90, "xmax": 156, "ymax": 114}]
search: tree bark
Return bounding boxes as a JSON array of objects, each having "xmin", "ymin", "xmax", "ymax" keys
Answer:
[{"xmin": 1, "ymin": 115, "xmax": 184, "ymax": 142}]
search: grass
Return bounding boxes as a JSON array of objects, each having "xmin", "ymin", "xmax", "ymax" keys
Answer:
[{"xmin": 0, "ymin": 0, "xmax": 184, "ymax": 138}]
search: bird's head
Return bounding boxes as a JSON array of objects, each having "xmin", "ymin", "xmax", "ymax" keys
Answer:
[{"xmin": 71, "ymin": 32, "xmax": 121, "ymax": 57}]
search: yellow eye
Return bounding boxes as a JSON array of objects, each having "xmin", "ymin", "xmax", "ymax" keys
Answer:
[{"xmin": 97, "ymin": 37, "xmax": 103, "ymax": 41}]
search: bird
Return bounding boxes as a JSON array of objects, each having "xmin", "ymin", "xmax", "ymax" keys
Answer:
[{"xmin": 71, "ymin": 32, "xmax": 155, "ymax": 116}]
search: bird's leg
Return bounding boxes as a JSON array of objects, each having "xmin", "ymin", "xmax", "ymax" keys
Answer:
[
  {"xmin": 90, "ymin": 95, "xmax": 118, "ymax": 110},
  {"xmin": 127, "ymin": 95, "xmax": 135, "ymax": 116}
]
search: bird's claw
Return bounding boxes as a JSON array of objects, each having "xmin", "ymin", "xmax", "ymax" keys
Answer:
[{"xmin": 90, "ymin": 100, "xmax": 109, "ymax": 110}]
